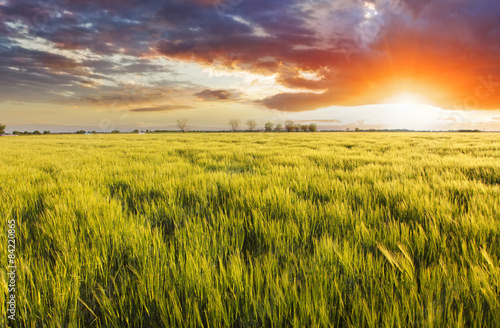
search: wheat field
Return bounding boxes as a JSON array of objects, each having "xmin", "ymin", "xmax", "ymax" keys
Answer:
[{"xmin": 1, "ymin": 133, "xmax": 499, "ymax": 327}]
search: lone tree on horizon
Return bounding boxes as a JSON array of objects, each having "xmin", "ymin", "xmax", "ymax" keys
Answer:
[
  {"xmin": 285, "ymin": 120, "xmax": 295, "ymax": 132},
  {"xmin": 0, "ymin": 123, "xmax": 6, "ymax": 134},
  {"xmin": 246, "ymin": 119, "xmax": 257, "ymax": 132},
  {"xmin": 229, "ymin": 119, "xmax": 241, "ymax": 132},
  {"xmin": 177, "ymin": 119, "xmax": 189, "ymax": 133},
  {"xmin": 264, "ymin": 122, "xmax": 274, "ymax": 132}
]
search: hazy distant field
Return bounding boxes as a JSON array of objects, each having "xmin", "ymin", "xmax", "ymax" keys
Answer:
[{"xmin": 1, "ymin": 133, "xmax": 499, "ymax": 327}]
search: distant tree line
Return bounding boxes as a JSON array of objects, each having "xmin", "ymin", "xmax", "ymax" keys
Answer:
[
  {"xmin": 8, "ymin": 121, "xmax": 484, "ymax": 135},
  {"xmin": 13, "ymin": 130, "xmax": 47, "ymax": 135},
  {"xmin": 457, "ymin": 129, "xmax": 482, "ymax": 133},
  {"xmin": 6, "ymin": 120, "xmax": 319, "ymax": 134},
  {"xmin": 263, "ymin": 121, "xmax": 317, "ymax": 133},
  {"xmin": 171, "ymin": 119, "xmax": 320, "ymax": 133}
]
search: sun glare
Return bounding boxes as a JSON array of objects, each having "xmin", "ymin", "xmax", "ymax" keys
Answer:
[
  {"xmin": 363, "ymin": 2, "xmax": 378, "ymax": 18},
  {"xmin": 386, "ymin": 92, "xmax": 431, "ymax": 106},
  {"xmin": 363, "ymin": 2, "xmax": 378, "ymax": 19}
]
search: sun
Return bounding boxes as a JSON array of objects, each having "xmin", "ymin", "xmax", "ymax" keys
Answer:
[
  {"xmin": 380, "ymin": 92, "xmax": 443, "ymax": 130},
  {"xmin": 385, "ymin": 92, "xmax": 431, "ymax": 107}
]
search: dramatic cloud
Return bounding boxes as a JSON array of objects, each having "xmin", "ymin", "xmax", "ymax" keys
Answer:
[{"xmin": 1, "ymin": 0, "xmax": 500, "ymax": 115}]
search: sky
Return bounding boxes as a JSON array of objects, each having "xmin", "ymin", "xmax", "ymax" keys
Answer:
[{"xmin": 1, "ymin": 0, "xmax": 500, "ymax": 132}]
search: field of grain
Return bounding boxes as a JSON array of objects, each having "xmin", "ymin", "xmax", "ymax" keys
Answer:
[{"xmin": 1, "ymin": 133, "xmax": 499, "ymax": 327}]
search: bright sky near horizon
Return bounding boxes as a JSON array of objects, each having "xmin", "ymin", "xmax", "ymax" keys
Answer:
[{"xmin": 1, "ymin": 0, "xmax": 500, "ymax": 132}]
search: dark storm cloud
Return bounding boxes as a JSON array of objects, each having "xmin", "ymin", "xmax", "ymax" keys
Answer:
[{"xmin": 1, "ymin": 0, "xmax": 500, "ymax": 110}]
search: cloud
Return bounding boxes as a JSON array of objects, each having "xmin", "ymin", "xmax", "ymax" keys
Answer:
[
  {"xmin": 194, "ymin": 89, "xmax": 234, "ymax": 101},
  {"xmin": 81, "ymin": 58, "xmax": 173, "ymax": 76},
  {"xmin": 130, "ymin": 105, "xmax": 194, "ymax": 112},
  {"xmin": 1, "ymin": 0, "xmax": 500, "ymax": 111},
  {"xmin": 258, "ymin": 92, "xmax": 335, "ymax": 112},
  {"xmin": 37, "ymin": 52, "xmax": 84, "ymax": 74},
  {"xmin": 154, "ymin": 0, "xmax": 500, "ymax": 111},
  {"xmin": 76, "ymin": 84, "xmax": 198, "ymax": 109}
]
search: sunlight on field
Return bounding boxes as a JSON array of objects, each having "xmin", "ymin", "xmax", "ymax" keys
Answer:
[{"xmin": 1, "ymin": 133, "xmax": 499, "ymax": 327}]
